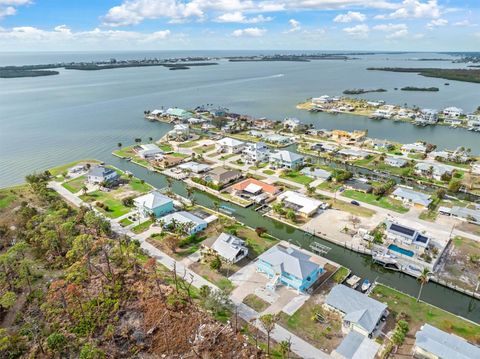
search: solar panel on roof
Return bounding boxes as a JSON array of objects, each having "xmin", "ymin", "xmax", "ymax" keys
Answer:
[
  {"xmin": 390, "ymin": 223, "xmax": 415, "ymax": 237},
  {"xmin": 415, "ymin": 235, "xmax": 429, "ymax": 243}
]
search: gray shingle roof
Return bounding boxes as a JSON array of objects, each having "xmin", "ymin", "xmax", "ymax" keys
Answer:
[
  {"xmin": 333, "ymin": 331, "xmax": 379, "ymax": 359},
  {"xmin": 392, "ymin": 187, "xmax": 432, "ymax": 207},
  {"xmin": 269, "ymin": 150, "xmax": 304, "ymax": 163},
  {"xmin": 88, "ymin": 166, "xmax": 117, "ymax": 178},
  {"xmin": 211, "ymin": 233, "xmax": 248, "ymax": 262},
  {"xmin": 325, "ymin": 285, "xmax": 387, "ymax": 334},
  {"xmin": 415, "ymin": 324, "xmax": 480, "ymax": 359},
  {"xmin": 134, "ymin": 191, "xmax": 172, "ymax": 210}
]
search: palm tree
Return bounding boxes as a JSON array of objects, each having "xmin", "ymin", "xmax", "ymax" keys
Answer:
[
  {"xmin": 186, "ymin": 186, "xmax": 194, "ymax": 199},
  {"xmin": 259, "ymin": 313, "xmax": 279, "ymax": 356},
  {"xmin": 166, "ymin": 177, "xmax": 174, "ymax": 191},
  {"xmin": 417, "ymin": 267, "xmax": 431, "ymax": 302},
  {"xmin": 279, "ymin": 339, "xmax": 292, "ymax": 359},
  {"xmin": 81, "ymin": 185, "xmax": 88, "ymax": 195}
]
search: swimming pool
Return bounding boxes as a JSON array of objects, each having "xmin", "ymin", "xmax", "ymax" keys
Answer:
[{"xmin": 388, "ymin": 244, "xmax": 414, "ymax": 257}]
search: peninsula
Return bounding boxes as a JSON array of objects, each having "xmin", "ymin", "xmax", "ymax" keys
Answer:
[{"xmin": 367, "ymin": 67, "xmax": 480, "ymax": 84}]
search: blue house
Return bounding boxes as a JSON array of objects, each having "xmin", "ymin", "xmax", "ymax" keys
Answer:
[
  {"xmin": 134, "ymin": 191, "xmax": 174, "ymax": 218},
  {"xmin": 256, "ymin": 245, "xmax": 324, "ymax": 293}
]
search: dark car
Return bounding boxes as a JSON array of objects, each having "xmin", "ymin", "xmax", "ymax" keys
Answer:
[{"xmin": 350, "ymin": 200, "xmax": 360, "ymax": 206}]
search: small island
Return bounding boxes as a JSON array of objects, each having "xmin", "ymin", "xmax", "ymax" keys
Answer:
[
  {"xmin": 400, "ymin": 86, "xmax": 439, "ymax": 92},
  {"xmin": 367, "ymin": 67, "xmax": 480, "ymax": 84},
  {"xmin": 343, "ymin": 88, "xmax": 387, "ymax": 95}
]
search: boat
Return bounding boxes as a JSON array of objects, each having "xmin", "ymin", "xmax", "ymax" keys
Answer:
[
  {"xmin": 361, "ymin": 279, "xmax": 371, "ymax": 292},
  {"xmin": 346, "ymin": 275, "xmax": 361, "ymax": 289}
]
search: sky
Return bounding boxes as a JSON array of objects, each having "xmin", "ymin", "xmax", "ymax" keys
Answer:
[{"xmin": 0, "ymin": 0, "xmax": 479, "ymax": 51}]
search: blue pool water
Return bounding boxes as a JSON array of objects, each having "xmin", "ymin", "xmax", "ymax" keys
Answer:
[{"xmin": 388, "ymin": 244, "xmax": 414, "ymax": 257}]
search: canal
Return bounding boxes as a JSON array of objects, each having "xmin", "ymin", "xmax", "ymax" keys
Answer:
[{"xmin": 109, "ymin": 155, "xmax": 480, "ymax": 324}]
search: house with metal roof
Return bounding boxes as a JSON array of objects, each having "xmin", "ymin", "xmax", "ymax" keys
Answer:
[
  {"xmin": 256, "ymin": 245, "xmax": 324, "ymax": 293},
  {"xmin": 300, "ymin": 167, "xmax": 332, "ymax": 180},
  {"xmin": 166, "ymin": 107, "xmax": 191, "ymax": 120},
  {"xmin": 450, "ymin": 206, "xmax": 480, "ymax": 225},
  {"xmin": 337, "ymin": 148, "xmax": 371, "ymax": 160},
  {"xmin": 263, "ymin": 134, "xmax": 292, "ymax": 146},
  {"xmin": 384, "ymin": 157, "xmax": 408, "ymax": 168},
  {"xmin": 414, "ymin": 324, "xmax": 480, "ymax": 359},
  {"xmin": 415, "ymin": 162, "xmax": 454, "ymax": 181},
  {"xmin": 332, "ymin": 330, "xmax": 380, "ymax": 359},
  {"xmin": 269, "ymin": 150, "xmax": 304, "ymax": 169},
  {"xmin": 391, "ymin": 187, "xmax": 432, "ymax": 209},
  {"xmin": 178, "ymin": 161, "xmax": 211, "ymax": 174},
  {"xmin": 216, "ymin": 137, "xmax": 246, "ymax": 154},
  {"xmin": 134, "ymin": 191, "xmax": 174, "ymax": 218},
  {"xmin": 160, "ymin": 211, "xmax": 207, "ymax": 234},
  {"xmin": 401, "ymin": 142, "xmax": 427, "ymax": 154},
  {"xmin": 137, "ymin": 143, "xmax": 163, "ymax": 159},
  {"xmin": 277, "ymin": 190, "xmax": 326, "ymax": 217},
  {"xmin": 87, "ymin": 166, "xmax": 120, "ymax": 185},
  {"xmin": 210, "ymin": 233, "xmax": 249, "ymax": 263},
  {"xmin": 324, "ymin": 285, "xmax": 388, "ymax": 337}
]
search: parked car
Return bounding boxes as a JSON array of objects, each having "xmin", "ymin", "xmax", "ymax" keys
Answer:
[{"xmin": 350, "ymin": 200, "xmax": 360, "ymax": 206}]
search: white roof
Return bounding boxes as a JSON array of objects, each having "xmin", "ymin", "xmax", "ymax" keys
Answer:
[
  {"xmin": 134, "ymin": 191, "xmax": 172, "ymax": 210},
  {"xmin": 150, "ymin": 109, "xmax": 163, "ymax": 115},
  {"xmin": 160, "ymin": 211, "xmax": 207, "ymax": 228},
  {"xmin": 140, "ymin": 143, "xmax": 161, "ymax": 151},
  {"xmin": 211, "ymin": 233, "xmax": 248, "ymax": 262},
  {"xmin": 218, "ymin": 137, "xmax": 245, "ymax": 147},
  {"xmin": 270, "ymin": 150, "xmax": 304, "ymax": 163},
  {"xmin": 244, "ymin": 183, "xmax": 263, "ymax": 194},
  {"xmin": 178, "ymin": 161, "xmax": 210, "ymax": 173},
  {"xmin": 278, "ymin": 190, "xmax": 323, "ymax": 215},
  {"xmin": 392, "ymin": 187, "xmax": 432, "ymax": 207}
]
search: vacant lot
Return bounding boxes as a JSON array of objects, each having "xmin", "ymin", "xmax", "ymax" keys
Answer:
[
  {"xmin": 280, "ymin": 170, "xmax": 314, "ymax": 186},
  {"xmin": 243, "ymin": 294, "xmax": 270, "ymax": 312},
  {"xmin": 343, "ymin": 190, "xmax": 409, "ymax": 213},
  {"xmin": 61, "ymin": 175, "xmax": 86, "ymax": 193}
]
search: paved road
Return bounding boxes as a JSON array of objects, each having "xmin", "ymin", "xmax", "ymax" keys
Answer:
[{"xmin": 49, "ymin": 181, "xmax": 330, "ymax": 359}]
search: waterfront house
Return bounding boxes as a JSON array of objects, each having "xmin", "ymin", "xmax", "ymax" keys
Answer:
[
  {"xmin": 256, "ymin": 245, "xmax": 324, "ymax": 293},
  {"xmin": 187, "ymin": 117, "xmax": 206, "ymax": 125},
  {"xmin": 166, "ymin": 108, "xmax": 191, "ymax": 120},
  {"xmin": 391, "ymin": 187, "xmax": 432, "ymax": 209},
  {"xmin": 311, "ymin": 142, "xmax": 339, "ymax": 153},
  {"xmin": 430, "ymin": 148, "xmax": 471, "ymax": 164},
  {"xmin": 178, "ymin": 161, "xmax": 211, "ymax": 174},
  {"xmin": 243, "ymin": 142, "xmax": 270, "ymax": 163},
  {"xmin": 344, "ymin": 179, "xmax": 373, "ymax": 193},
  {"xmin": 332, "ymin": 331, "xmax": 380, "ymax": 359},
  {"xmin": 216, "ymin": 137, "xmax": 246, "ymax": 154},
  {"xmin": 419, "ymin": 109, "xmax": 439, "ymax": 124},
  {"xmin": 87, "ymin": 166, "xmax": 119, "ymax": 185},
  {"xmin": 154, "ymin": 155, "xmax": 184, "ymax": 169},
  {"xmin": 414, "ymin": 162, "xmax": 454, "ymax": 181},
  {"xmin": 160, "ymin": 211, "xmax": 207, "ymax": 234},
  {"xmin": 252, "ymin": 118, "xmax": 275, "ymax": 129},
  {"xmin": 385, "ymin": 220, "xmax": 430, "ymax": 252},
  {"xmin": 277, "ymin": 190, "xmax": 325, "ymax": 217},
  {"xmin": 134, "ymin": 191, "xmax": 174, "ymax": 218},
  {"xmin": 413, "ymin": 324, "xmax": 480, "ymax": 359},
  {"xmin": 137, "ymin": 144, "xmax": 163, "ymax": 159},
  {"xmin": 204, "ymin": 167, "xmax": 242, "ymax": 187},
  {"xmin": 337, "ymin": 148, "xmax": 371, "ymax": 160},
  {"xmin": 443, "ymin": 106, "xmax": 464, "ymax": 118},
  {"xmin": 384, "ymin": 157, "xmax": 408, "ymax": 168},
  {"xmin": 312, "ymin": 95, "xmax": 334, "ymax": 104},
  {"xmin": 167, "ymin": 124, "xmax": 190, "ymax": 140},
  {"xmin": 269, "ymin": 150, "xmax": 304, "ymax": 169},
  {"xmin": 401, "ymin": 142, "xmax": 427, "ymax": 154},
  {"xmin": 300, "ymin": 167, "xmax": 332, "ymax": 180},
  {"xmin": 331, "ymin": 130, "xmax": 366, "ymax": 145},
  {"xmin": 283, "ymin": 118, "xmax": 301, "ymax": 131},
  {"xmin": 263, "ymin": 134, "xmax": 292, "ymax": 146},
  {"xmin": 210, "ymin": 232, "xmax": 249, "ymax": 263},
  {"xmin": 324, "ymin": 284, "xmax": 388, "ymax": 337},
  {"xmin": 232, "ymin": 178, "xmax": 280, "ymax": 202},
  {"xmin": 372, "ymin": 140, "xmax": 394, "ymax": 151}
]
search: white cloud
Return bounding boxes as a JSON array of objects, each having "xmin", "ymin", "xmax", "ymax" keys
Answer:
[
  {"xmin": 285, "ymin": 18, "xmax": 301, "ymax": 33},
  {"xmin": 453, "ymin": 20, "xmax": 476, "ymax": 27},
  {"xmin": 375, "ymin": 0, "xmax": 441, "ymax": 20},
  {"xmin": 0, "ymin": 5, "xmax": 15, "ymax": 18},
  {"xmin": 215, "ymin": 11, "xmax": 272, "ymax": 23},
  {"xmin": 0, "ymin": 0, "xmax": 30, "ymax": 19},
  {"xmin": 343, "ymin": 24, "xmax": 369, "ymax": 38},
  {"xmin": 333, "ymin": 11, "xmax": 366, "ymax": 23},
  {"xmin": 373, "ymin": 23, "xmax": 408, "ymax": 38},
  {"xmin": 427, "ymin": 18, "xmax": 448, "ymax": 29},
  {"xmin": 232, "ymin": 27, "xmax": 266, "ymax": 37}
]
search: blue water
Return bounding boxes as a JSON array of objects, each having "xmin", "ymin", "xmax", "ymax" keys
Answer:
[{"xmin": 388, "ymin": 244, "xmax": 414, "ymax": 257}]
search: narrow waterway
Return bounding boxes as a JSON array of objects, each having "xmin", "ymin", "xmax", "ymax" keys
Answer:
[{"xmin": 108, "ymin": 155, "xmax": 480, "ymax": 324}]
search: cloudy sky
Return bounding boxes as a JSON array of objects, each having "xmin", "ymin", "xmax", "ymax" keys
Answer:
[{"xmin": 0, "ymin": 0, "xmax": 479, "ymax": 51}]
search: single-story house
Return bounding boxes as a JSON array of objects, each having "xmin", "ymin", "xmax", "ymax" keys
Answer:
[
  {"xmin": 401, "ymin": 142, "xmax": 427, "ymax": 154},
  {"xmin": 154, "ymin": 155, "xmax": 184, "ymax": 169},
  {"xmin": 372, "ymin": 140, "xmax": 394, "ymax": 151},
  {"xmin": 216, "ymin": 137, "xmax": 246, "ymax": 154},
  {"xmin": 324, "ymin": 284, "xmax": 388, "ymax": 337},
  {"xmin": 450, "ymin": 206, "xmax": 480, "ymax": 225},
  {"xmin": 414, "ymin": 162, "xmax": 454, "ymax": 181},
  {"xmin": 210, "ymin": 232, "xmax": 249, "ymax": 263},
  {"xmin": 256, "ymin": 245, "xmax": 324, "ymax": 293},
  {"xmin": 332, "ymin": 330, "xmax": 380, "ymax": 359},
  {"xmin": 134, "ymin": 191, "xmax": 174, "ymax": 218},
  {"xmin": 178, "ymin": 161, "xmax": 211, "ymax": 174},
  {"xmin": 166, "ymin": 108, "xmax": 191, "ymax": 120},
  {"xmin": 277, "ymin": 191, "xmax": 325, "ymax": 217},
  {"xmin": 344, "ymin": 179, "xmax": 373, "ymax": 193},
  {"xmin": 337, "ymin": 149, "xmax": 371, "ymax": 160},
  {"xmin": 243, "ymin": 142, "xmax": 270, "ymax": 163},
  {"xmin": 300, "ymin": 167, "xmax": 332, "ymax": 180},
  {"xmin": 311, "ymin": 142, "xmax": 339, "ymax": 153},
  {"xmin": 204, "ymin": 167, "xmax": 242, "ymax": 186},
  {"xmin": 391, "ymin": 187, "xmax": 432, "ymax": 209},
  {"xmin": 263, "ymin": 134, "xmax": 292, "ymax": 146},
  {"xmin": 414, "ymin": 324, "xmax": 480, "ymax": 359},
  {"xmin": 312, "ymin": 95, "xmax": 334, "ymax": 104},
  {"xmin": 232, "ymin": 178, "xmax": 280, "ymax": 196},
  {"xmin": 385, "ymin": 157, "xmax": 408, "ymax": 168},
  {"xmin": 87, "ymin": 166, "xmax": 120, "ymax": 185},
  {"xmin": 269, "ymin": 150, "xmax": 304, "ymax": 169},
  {"xmin": 385, "ymin": 220, "xmax": 430, "ymax": 250},
  {"xmin": 137, "ymin": 144, "xmax": 163, "ymax": 159},
  {"xmin": 160, "ymin": 211, "xmax": 208, "ymax": 234}
]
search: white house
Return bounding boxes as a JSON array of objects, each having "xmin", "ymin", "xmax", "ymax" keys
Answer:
[
  {"xmin": 283, "ymin": 118, "xmax": 301, "ymax": 131},
  {"xmin": 401, "ymin": 142, "xmax": 427, "ymax": 154},
  {"xmin": 391, "ymin": 187, "xmax": 432, "ymax": 209},
  {"xmin": 443, "ymin": 106, "xmax": 464, "ymax": 118},
  {"xmin": 277, "ymin": 191, "xmax": 325, "ymax": 217},
  {"xmin": 419, "ymin": 109, "xmax": 439, "ymax": 124},
  {"xmin": 210, "ymin": 233, "xmax": 249, "ymax": 263},
  {"xmin": 216, "ymin": 137, "xmax": 246, "ymax": 154},
  {"xmin": 243, "ymin": 142, "xmax": 270, "ymax": 163},
  {"xmin": 160, "ymin": 211, "xmax": 208, "ymax": 234},
  {"xmin": 269, "ymin": 150, "xmax": 304, "ymax": 169},
  {"xmin": 178, "ymin": 161, "xmax": 211, "ymax": 174},
  {"xmin": 137, "ymin": 144, "xmax": 163, "ymax": 159},
  {"xmin": 414, "ymin": 162, "xmax": 454, "ymax": 181},
  {"xmin": 87, "ymin": 166, "xmax": 119, "ymax": 185},
  {"xmin": 385, "ymin": 157, "xmax": 408, "ymax": 168}
]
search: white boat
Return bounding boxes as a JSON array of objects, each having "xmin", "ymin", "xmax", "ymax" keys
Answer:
[
  {"xmin": 361, "ymin": 279, "xmax": 371, "ymax": 292},
  {"xmin": 346, "ymin": 275, "xmax": 361, "ymax": 289}
]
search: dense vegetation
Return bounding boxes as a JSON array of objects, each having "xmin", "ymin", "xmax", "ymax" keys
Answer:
[
  {"xmin": 0, "ymin": 172, "xmax": 259, "ymax": 358},
  {"xmin": 400, "ymin": 86, "xmax": 439, "ymax": 91},
  {"xmin": 0, "ymin": 70, "xmax": 59, "ymax": 78},
  {"xmin": 367, "ymin": 67, "xmax": 480, "ymax": 84},
  {"xmin": 342, "ymin": 88, "xmax": 387, "ymax": 94}
]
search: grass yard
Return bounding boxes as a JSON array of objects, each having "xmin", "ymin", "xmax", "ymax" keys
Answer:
[
  {"xmin": 193, "ymin": 144, "xmax": 215, "ymax": 154},
  {"xmin": 419, "ymin": 210, "xmax": 438, "ymax": 222},
  {"xmin": 189, "ymin": 261, "xmax": 235, "ymax": 293},
  {"xmin": 263, "ymin": 169, "xmax": 276, "ymax": 175},
  {"xmin": 370, "ymin": 284, "xmax": 480, "ymax": 343},
  {"xmin": 219, "ymin": 153, "xmax": 238, "ymax": 161},
  {"xmin": 242, "ymin": 294, "xmax": 270, "ymax": 312},
  {"xmin": 280, "ymin": 171, "xmax": 314, "ymax": 186},
  {"xmin": 322, "ymin": 197, "xmax": 375, "ymax": 218},
  {"xmin": 61, "ymin": 175, "xmax": 86, "ymax": 194},
  {"xmin": 342, "ymin": 190, "xmax": 409, "ymax": 213},
  {"xmin": 0, "ymin": 190, "xmax": 18, "ymax": 209},
  {"xmin": 81, "ymin": 191, "xmax": 132, "ymax": 218},
  {"xmin": 317, "ymin": 181, "xmax": 343, "ymax": 192},
  {"xmin": 332, "ymin": 266, "xmax": 350, "ymax": 283},
  {"xmin": 225, "ymin": 224, "xmax": 279, "ymax": 259},
  {"xmin": 119, "ymin": 218, "xmax": 133, "ymax": 227},
  {"xmin": 112, "ymin": 146, "xmax": 136, "ymax": 159},
  {"xmin": 132, "ymin": 219, "xmax": 154, "ymax": 234},
  {"xmin": 178, "ymin": 140, "xmax": 199, "ymax": 148},
  {"xmin": 49, "ymin": 159, "xmax": 100, "ymax": 176},
  {"xmin": 128, "ymin": 178, "xmax": 152, "ymax": 193},
  {"xmin": 158, "ymin": 143, "xmax": 173, "ymax": 152},
  {"xmin": 170, "ymin": 152, "xmax": 189, "ymax": 159}
]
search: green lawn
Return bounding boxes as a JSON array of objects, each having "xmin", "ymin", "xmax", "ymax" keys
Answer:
[
  {"xmin": 80, "ymin": 191, "xmax": 131, "ymax": 218},
  {"xmin": 317, "ymin": 181, "xmax": 343, "ymax": 192},
  {"xmin": 332, "ymin": 266, "xmax": 350, "ymax": 283},
  {"xmin": 0, "ymin": 190, "xmax": 17, "ymax": 209},
  {"xmin": 243, "ymin": 294, "xmax": 270, "ymax": 312},
  {"xmin": 342, "ymin": 190, "xmax": 409, "ymax": 213},
  {"xmin": 263, "ymin": 169, "xmax": 275, "ymax": 175},
  {"xmin": 129, "ymin": 178, "xmax": 153, "ymax": 193},
  {"xmin": 49, "ymin": 159, "xmax": 100, "ymax": 176},
  {"xmin": 329, "ymin": 198, "xmax": 376, "ymax": 218},
  {"xmin": 225, "ymin": 224, "xmax": 278, "ymax": 258},
  {"xmin": 370, "ymin": 284, "xmax": 480, "ymax": 343},
  {"xmin": 119, "ymin": 218, "xmax": 133, "ymax": 227},
  {"xmin": 280, "ymin": 170, "xmax": 314, "ymax": 186},
  {"xmin": 61, "ymin": 175, "xmax": 86, "ymax": 194},
  {"xmin": 178, "ymin": 140, "xmax": 199, "ymax": 148},
  {"xmin": 158, "ymin": 143, "xmax": 173, "ymax": 152},
  {"xmin": 193, "ymin": 144, "xmax": 215, "ymax": 154},
  {"xmin": 170, "ymin": 152, "xmax": 189, "ymax": 159},
  {"xmin": 219, "ymin": 153, "xmax": 238, "ymax": 161},
  {"xmin": 132, "ymin": 219, "xmax": 154, "ymax": 234},
  {"xmin": 112, "ymin": 145, "xmax": 136, "ymax": 159}
]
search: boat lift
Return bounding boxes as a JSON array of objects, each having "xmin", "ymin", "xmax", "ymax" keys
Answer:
[{"xmin": 309, "ymin": 241, "xmax": 331, "ymax": 255}]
